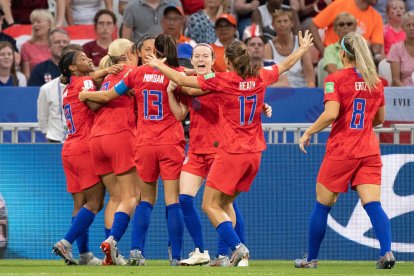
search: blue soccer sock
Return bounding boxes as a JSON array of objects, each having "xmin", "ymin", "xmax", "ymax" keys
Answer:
[
  {"xmin": 217, "ymin": 232, "xmax": 229, "ymax": 257},
  {"xmin": 179, "ymin": 194, "xmax": 205, "ymax": 252},
  {"xmin": 167, "ymin": 203, "xmax": 184, "ymax": 260},
  {"xmin": 216, "ymin": 221, "xmax": 241, "ymax": 251},
  {"xmin": 363, "ymin": 201, "xmax": 391, "ymax": 256},
  {"xmin": 233, "ymin": 202, "xmax": 246, "ymax": 244},
  {"xmin": 64, "ymin": 207, "xmax": 95, "ymax": 251},
  {"xmin": 131, "ymin": 201, "xmax": 153, "ymax": 251},
  {"xmin": 110, "ymin": 212, "xmax": 130, "ymax": 243},
  {"xmin": 105, "ymin": 228, "xmax": 111, "ymax": 239},
  {"xmin": 307, "ymin": 201, "xmax": 332, "ymax": 261}
]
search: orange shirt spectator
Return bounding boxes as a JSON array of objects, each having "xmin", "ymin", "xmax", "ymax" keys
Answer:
[{"xmin": 313, "ymin": 0, "xmax": 384, "ymax": 47}]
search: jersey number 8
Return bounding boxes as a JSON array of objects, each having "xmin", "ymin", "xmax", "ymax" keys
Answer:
[{"xmin": 350, "ymin": 98, "xmax": 366, "ymax": 129}]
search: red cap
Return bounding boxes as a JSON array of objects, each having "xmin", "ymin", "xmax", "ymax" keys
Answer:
[{"xmin": 215, "ymin": 13, "xmax": 237, "ymax": 27}]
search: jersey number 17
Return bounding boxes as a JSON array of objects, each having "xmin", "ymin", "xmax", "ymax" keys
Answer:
[{"xmin": 239, "ymin": 95, "xmax": 257, "ymax": 126}]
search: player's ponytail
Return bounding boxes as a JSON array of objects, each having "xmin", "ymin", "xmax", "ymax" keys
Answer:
[
  {"xmin": 99, "ymin": 38, "xmax": 135, "ymax": 69},
  {"xmin": 341, "ymin": 32, "xmax": 380, "ymax": 91},
  {"xmin": 154, "ymin": 34, "xmax": 179, "ymax": 68},
  {"xmin": 58, "ymin": 50, "xmax": 78, "ymax": 85},
  {"xmin": 225, "ymin": 40, "xmax": 259, "ymax": 79}
]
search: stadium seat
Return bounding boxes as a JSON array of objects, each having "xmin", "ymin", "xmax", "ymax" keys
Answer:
[{"xmin": 378, "ymin": 59, "xmax": 392, "ymax": 85}]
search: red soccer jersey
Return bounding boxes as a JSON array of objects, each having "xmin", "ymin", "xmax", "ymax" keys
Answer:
[
  {"xmin": 184, "ymin": 92, "xmax": 220, "ymax": 154},
  {"xmin": 62, "ymin": 76, "xmax": 96, "ymax": 156},
  {"xmin": 323, "ymin": 68, "xmax": 385, "ymax": 160},
  {"xmin": 90, "ymin": 65, "xmax": 136, "ymax": 138},
  {"xmin": 123, "ymin": 65, "xmax": 185, "ymax": 146},
  {"xmin": 197, "ymin": 65, "xmax": 280, "ymax": 153}
]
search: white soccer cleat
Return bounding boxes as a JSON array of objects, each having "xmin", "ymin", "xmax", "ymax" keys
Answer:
[
  {"xmin": 52, "ymin": 240, "xmax": 78, "ymax": 265},
  {"xmin": 180, "ymin": 248, "xmax": 210, "ymax": 266},
  {"xmin": 78, "ymin": 252, "xmax": 102, "ymax": 265},
  {"xmin": 237, "ymin": 257, "xmax": 249, "ymax": 267},
  {"xmin": 100, "ymin": 236, "xmax": 127, "ymax": 266}
]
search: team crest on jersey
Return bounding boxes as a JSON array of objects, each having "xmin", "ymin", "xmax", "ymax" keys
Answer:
[
  {"xmin": 83, "ymin": 80, "xmax": 94, "ymax": 90},
  {"xmin": 204, "ymin": 72, "xmax": 215, "ymax": 80},
  {"xmin": 325, "ymin": 82, "xmax": 334, "ymax": 93}
]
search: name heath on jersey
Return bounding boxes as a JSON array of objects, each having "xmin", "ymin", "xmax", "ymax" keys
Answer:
[{"xmin": 239, "ymin": 81, "xmax": 256, "ymax": 90}]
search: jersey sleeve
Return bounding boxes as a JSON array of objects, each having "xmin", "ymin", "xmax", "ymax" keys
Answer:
[
  {"xmin": 197, "ymin": 72, "xmax": 222, "ymax": 92},
  {"xmin": 260, "ymin": 64, "xmax": 280, "ymax": 86},
  {"xmin": 323, "ymin": 74, "xmax": 340, "ymax": 103}
]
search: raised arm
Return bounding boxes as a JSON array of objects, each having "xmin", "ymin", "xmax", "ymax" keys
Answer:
[
  {"xmin": 146, "ymin": 54, "xmax": 200, "ymax": 88},
  {"xmin": 299, "ymin": 100, "xmax": 339, "ymax": 154},
  {"xmin": 278, "ymin": 30, "xmax": 313, "ymax": 75},
  {"xmin": 167, "ymin": 81, "xmax": 189, "ymax": 121},
  {"xmin": 79, "ymin": 87, "xmax": 121, "ymax": 103},
  {"xmin": 89, "ymin": 64, "xmax": 123, "ymax": 83}
]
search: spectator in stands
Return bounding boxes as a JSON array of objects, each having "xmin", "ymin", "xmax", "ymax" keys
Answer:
[
  {"xmin": 65, "ymin": 0, "xmax": 113, "ymax": 25},
  {"xmin": 298, "ymin": 0, "xmax": 331, "ymax": 30},
  {"xmin": 20, "ymin": 9, "xmax": 54, "ymax": 81},
  {"xmin": 251, "ymin": 0, "xmax": 301, "ymax": 42},
  {"xmin": 234, "ymin": 0, "xmax": 262, "ymax": 36},
  {"xmin": 122, "ymin": 0, "xmax": 182, "ymax": 43},
  {"xmin": 322, "ymin": 13, "xmax": 357, "ymax": 75},
  {"xmin": 37, "ymin": 44, "xmax": 83, "ymax": 143},
  {"xmin": 181, "ymin": 0, "xmax": 204, "ymax": 15},
  {"xmin": 384, "ymin": 0, "xmax": 407, "ymax": 55},
  {"xmin": 118, "ymin": 0, "xmax": 129, "ymax": 15},
  {"xmin": 211, "ymin": 13, "xmax": 238, "ymax": 72},
  {"xmin": 309, "ymin": 0, "xmax": 384, "ymax": 63},
  {"xmin": 244, "ymin": 24, "xmax": 290, "ymax": 87},
  {"xmin": 28, "ymin": 29, "xmax": 70, "ymax": 86},
  {"xmin": 0, "ymin": 7, "xmax": 20, "ymax": 66},
  {"xmin": 388, "ymin": 11, "xmax": 414, "ymax": 86},
  {"xmin": 187, "ymin": 0, "xmax": 230, "ymax": 44},
  {"xmin": 374, "ymin": 0, "xmax": 414, "ymax": 20},
  {"xmin": 83, "ymin": 9, "xmax": 117, "ymax": 68},
  {"xmin": 264, "ymin": 9, "xmax": 315, "ymax": 87},
  {"xmin": 0, "ymin": 41, "xmax": 26, "ymax": 86},
  {"xmin": 162, "ymin": 6, "xmax": 195, "ymax": 46},
  {"xmin": 1, "ymin": 0, "xmax": 65, "ymax": 27}
]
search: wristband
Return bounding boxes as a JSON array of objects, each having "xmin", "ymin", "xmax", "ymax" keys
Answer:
[{"xmin": 114, "ymin": 80, "xmax": 129, "ymax": 95}]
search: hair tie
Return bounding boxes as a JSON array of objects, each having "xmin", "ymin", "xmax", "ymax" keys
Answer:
[{"xmin": 341, "ymin": 37, "xmax": 354, "ymax": 57}]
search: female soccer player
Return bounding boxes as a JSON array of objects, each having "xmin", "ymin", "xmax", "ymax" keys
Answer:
[
  {"xmin": 296, "ymin": 32, "xmax": 394, "ymax": 269},
  {"xmin": 52, "ymin": 50, "xmax": 121, "ymax": 265},
  {"xmin": 167, "ymin": 43, "xmax": 271, "ymax": 266},
  {"xmin": 145, "ymin": 30, "xmax": 314, "ymax": 266},
  {"xmin": 90, "ymin": 38, "xmax": 142, "ymax": 266},
  {"xmin": 79, "ymin": 34, "xmax": 185, "ymax": 266}
]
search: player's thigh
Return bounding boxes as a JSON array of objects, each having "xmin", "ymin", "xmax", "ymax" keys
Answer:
[
  {"xmin": 316, "ymin": 182, "xmax": 339, "ymax": 206},
  {"xmin": 164, "ymin": 179, "xmax": 180, "ymax": 205},
  {"xmin": 180, "ymin": 171, "xmax": 204, "ymax": 197},
  {"xmin": 101, "ymin": 172, "xmax": 121, "ymax": 201},
  {"xmin": 356, "ymin": 184, "xmax": 381, "ymax": 205},
  {"xmin": 140, "ymin": 180, "xmax": 158, "ymax": 205},
  {"xmin": 117, "ymin": 167, "xmax": 139, "ymax": 200}
]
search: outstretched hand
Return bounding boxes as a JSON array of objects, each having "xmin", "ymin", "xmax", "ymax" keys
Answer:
[
  {"xmin": 298, "ymin": 30, "xmax": 314, "ymax": 51},
  {"xmin": 146, "ymin": 54, "xmax": 167, "ymax": 68},
  {"xmin": 262, "ymin": 103, "xmax": 272, "ymax": 118},
  {"xmin": 107, "ymin": 64, "xmax": 123, "ymax": 75}
]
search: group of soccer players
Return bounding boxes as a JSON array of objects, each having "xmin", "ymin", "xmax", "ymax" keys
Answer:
[{"xmin": 51, "ymin": 28, "xmax": 394, "ymax": 269}]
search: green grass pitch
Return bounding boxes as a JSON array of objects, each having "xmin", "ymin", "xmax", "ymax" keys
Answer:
[{"xmin": 0, "ymin": 260, "xmax": 413, "ymax": 275}]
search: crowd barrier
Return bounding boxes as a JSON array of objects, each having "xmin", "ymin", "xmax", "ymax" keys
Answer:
[
  {"xmin": 0, "ymin": 144, "xmax": 413, "ymax": 261},
  {"xmin": 1, "ymin": 87, "xmax": 413, "ymax": 143}
]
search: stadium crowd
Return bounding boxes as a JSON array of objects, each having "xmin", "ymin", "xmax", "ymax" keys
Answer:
[{"xmin": 0, "ymin": 0, "xmax": 410, "ymax": 270}]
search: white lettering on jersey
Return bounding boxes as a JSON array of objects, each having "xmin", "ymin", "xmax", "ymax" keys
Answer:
[
  {"xmin": 355, "ymin": 82, "xmax": 367, "ymax": 91},
  {"xmin": 239, "ymin": 81, "xmax": 256, "ymax": 90},
  {"xmin": 143, "ymin": 74, "xmax": 165, "ymax": 83}
]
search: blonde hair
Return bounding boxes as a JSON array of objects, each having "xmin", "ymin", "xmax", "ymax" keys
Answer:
[
  {"xmin": 342, "ymin": 32, "xmax": 379, "ymax": 91},
  {"xmin": 272, "ymin": 9, "xmax": 293, "ymax": 23},
  {"xmin": 30, "ymin": 9, "xmax": 55, "ymax": 42},
  {"xmin": 333, "ymin": 12, "xmax": 357, "ymax": 33},
  {"xmin": 402, "ymin": 11, "xmax": 414, "ymax": 26},
  {"xmin": 99, "ymin": 38, "xmax": 135, "ymax": 69}
]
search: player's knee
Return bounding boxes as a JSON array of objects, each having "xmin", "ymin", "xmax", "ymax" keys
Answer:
[{"xmin": 201, "ymin": 201, "xmax": 215, "ymax": 215}]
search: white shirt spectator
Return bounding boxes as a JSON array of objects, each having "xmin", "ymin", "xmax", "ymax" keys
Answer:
[{"xmin": 37, "ymin": 77, "xmax": 67, "ymax": 142}]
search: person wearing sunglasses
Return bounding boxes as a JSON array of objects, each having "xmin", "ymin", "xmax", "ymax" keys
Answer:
[{"xmin": 322, "ymin": 12, "xmax": 357, "ymax": 75}]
